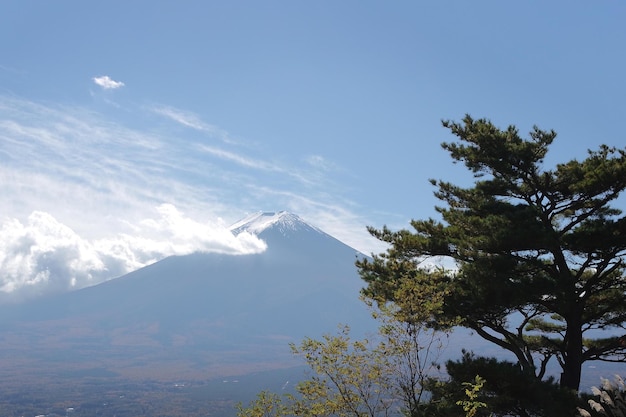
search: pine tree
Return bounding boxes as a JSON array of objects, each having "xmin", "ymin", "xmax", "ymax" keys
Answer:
[{"xmin": 358, "ymin": 115, "xmax": 626, "ymax": 391}]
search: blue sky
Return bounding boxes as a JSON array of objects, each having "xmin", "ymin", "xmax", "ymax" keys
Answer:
[{"xmin": 1, "ymin": 1, "xmax": 625, "ymax": 302}]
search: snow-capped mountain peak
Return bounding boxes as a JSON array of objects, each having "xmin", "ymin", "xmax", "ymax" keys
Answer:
[{"xmin": 229, "ymin": 211, "xmax": 322, "ymax": 236}]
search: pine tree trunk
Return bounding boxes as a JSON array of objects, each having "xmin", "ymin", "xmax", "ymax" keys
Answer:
[{"xmin": 560, "ymin": 317, "xmax": 583, "ymax": 391}]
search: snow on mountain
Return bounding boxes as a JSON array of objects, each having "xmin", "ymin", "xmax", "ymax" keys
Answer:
[
  {"xmin": 229, "ymin": 211, "xmax": 322, "ymax": 236},
  {"xmin": 0, "ymin": 209, "xmax": 379, "ymax": 388},
  {"xmin": 229, "ymin": 211, "xmax": 366, "ymax": 259}
]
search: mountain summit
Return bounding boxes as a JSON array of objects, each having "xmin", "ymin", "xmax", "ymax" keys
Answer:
[
  {"xmin": 229, "ymin": 211, "xmax": 319, "ymax": 236},
  {"xmin": 0, "ymin": 210, "xmax": 375, "ymax": 383},
  {"xmin": 230, "ymin": 211, "xmax": 365, "ymax": 260}
]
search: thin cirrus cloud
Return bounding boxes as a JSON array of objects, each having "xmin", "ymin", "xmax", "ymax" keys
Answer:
[
  {"xmin": 150, "ymin": 105, "xmax": 239, "ymax": 144},
  {"xmin": 306, "ymin": 155, "xmax": 332, "ymax": 170},
  {"xmin": 93, "ymin": 75, "xmax": 125, "ymax": 90},
  {"xmin": 196, "ymin": 143, "xmax": 322, "ymax": 188},
  {"xmin": 148, "ymin": 105, "xmax": 322, "ymax": 186},
  {"xmin": 0, "ymin": 94, "xmax": 380, "ymax": 303},
  {"xmin": 0, "ymin": 96, "xmax": 268, "ymax": 302},
  {"xmin": 197, "ymin": 144, "xmax": 284, "ymax": 172}
]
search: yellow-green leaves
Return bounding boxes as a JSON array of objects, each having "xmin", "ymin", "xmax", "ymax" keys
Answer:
[
  {"xmin": 456, "ymin": 375, "xmax": 489, "ymax": 417},
  {"xmin": 236, "ymin": 391, "xmax": 289, "ymax": 417},
  {"xmin": 289, "ymin": 326, "xmax": 396, "ymax": 417}
]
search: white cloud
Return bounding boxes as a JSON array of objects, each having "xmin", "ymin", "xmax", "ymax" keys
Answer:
[
  {"xmin": 198, "ymin": 144, "xmax": 283, "ymax": 172},
  {"xmin": 306, "ymin": 155, "xmax": 337, "ymax": 172},
  {"xmin": 196, "ymin": 144, "xmax": 320, "ymax": 187},
  {"xmin": 0, "ymin": 95, "xmax": 384, "ymax": 303},
  {"xmin": 151, "ymin": 106, "xmax": 208, "ymax": 131},
  {"xmin": 150, "ymin": 105, "xmax": 238, "ymax": 144},
  {"xmin": 0, "ymin": 205, "xmax": 266, "ymax": 304},
  {"xmin": 133, "ymin": 204, "xmax": 267, "ymax": 257},
  {"xmin": 0, "ymin": 211, "xmax": 108, "ymax": 300},
  {"xmin": 93, "ymin": 75, "xmax": 125, "ymax": 90}
]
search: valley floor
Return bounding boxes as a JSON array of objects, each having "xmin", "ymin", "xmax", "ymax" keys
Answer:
[{"xmin": 0, "ymin": 367, "xmax": 305, "ymax": 417}]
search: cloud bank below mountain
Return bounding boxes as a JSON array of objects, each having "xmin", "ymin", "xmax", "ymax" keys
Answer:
[{"xmin": 0, "ymin": 204, "xmax": 266, "ymax": 303}]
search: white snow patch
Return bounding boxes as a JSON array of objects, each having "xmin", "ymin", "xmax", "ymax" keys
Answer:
[{"xmin": 229, "ymin": 211, "xmax": 322, "ymax": 235}]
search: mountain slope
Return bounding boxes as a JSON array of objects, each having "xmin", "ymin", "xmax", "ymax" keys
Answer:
[{"xmin": 0, "ymin": 211, "xmax": 375, "ymax": 381}]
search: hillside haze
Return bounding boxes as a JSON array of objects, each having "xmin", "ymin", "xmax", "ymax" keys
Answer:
[{"xmin": 0, "ymin": 211, "xmax": 375, "ymax": 382}]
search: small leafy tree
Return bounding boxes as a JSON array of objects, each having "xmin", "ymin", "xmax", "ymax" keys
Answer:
[
  {"xmin": 363, "ymin": 267, "xmax": 457, "ymax": 416},
  {"xmin": 290, "ymin": 326, "xmax": 396, "ymax": 417},
  {"xmin": 358, "ymin": 115, "xmax": 626, "ymax": 391},
  {"xmin": 236, "ymin": 391, "xmax": 288, "ymax": 417},
  {"xmin": 237, "ymin": 326, "xmax": 398, "ymax": 417},
  {"xmin": 455, "ymin": 375, "xmax": 488, "ymax": 417},
  {"xmin": 238, "ymin": 290, "xmax": 451, "ymax": 417}
]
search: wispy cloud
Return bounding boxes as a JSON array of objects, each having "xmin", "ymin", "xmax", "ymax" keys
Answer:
[
  {"xmin": 198, "ymin": 144, "xmax": 284, "ymax": 172},
  {"xmin": 150, "ymin": 105, "xmax": 238, "ymax": 144},
  {"xmin": 306, "ymin": 155, "xmax": 337, "ymax": 172},
  {"xmin": 150, "ymin": 105, "xmax": 338, "ymax": 187},
  {"xmin": 197, "ymin": 144, "xmax": 326, "ymax": 188},
  {"xmin": 0, "ymin": 95, "xmax": 380, "ymax": 303},
  {"xmin": 93, "ymin": 75, "xmax": 125, "ymax": 90}
]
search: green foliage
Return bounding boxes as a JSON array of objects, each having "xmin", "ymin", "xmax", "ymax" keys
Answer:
[
  {"xmin": 364, "ymin": 295, "xmax": 450, "ymax": 416},
  {"xmin": 237, "ymin": 325, "xmax": 398, "ymax": 417},
  {"xmin": 358, "ymin": 115, "xmax": 626, "ymax": 390},
  {"xmin": 238, "ymin": 297, "xmax": 451, "ymax": 417},
  {"xmin": 427, "ymin": 352, "xmax": 576, "ymax": 417},
  {"xmin": 289, "ymin": 325, "xmax": 396, "ymax": 417},
  {"xmin": 236, "ymin": 391, "xmax": 289, "ymax": 417},
  {"xmin": 240, "ymin": 116, "xmax": 626, "ymax": 417},
  {"xmin": 455, "ymin": 376, "xmax": 488, "ymax": 417}
]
